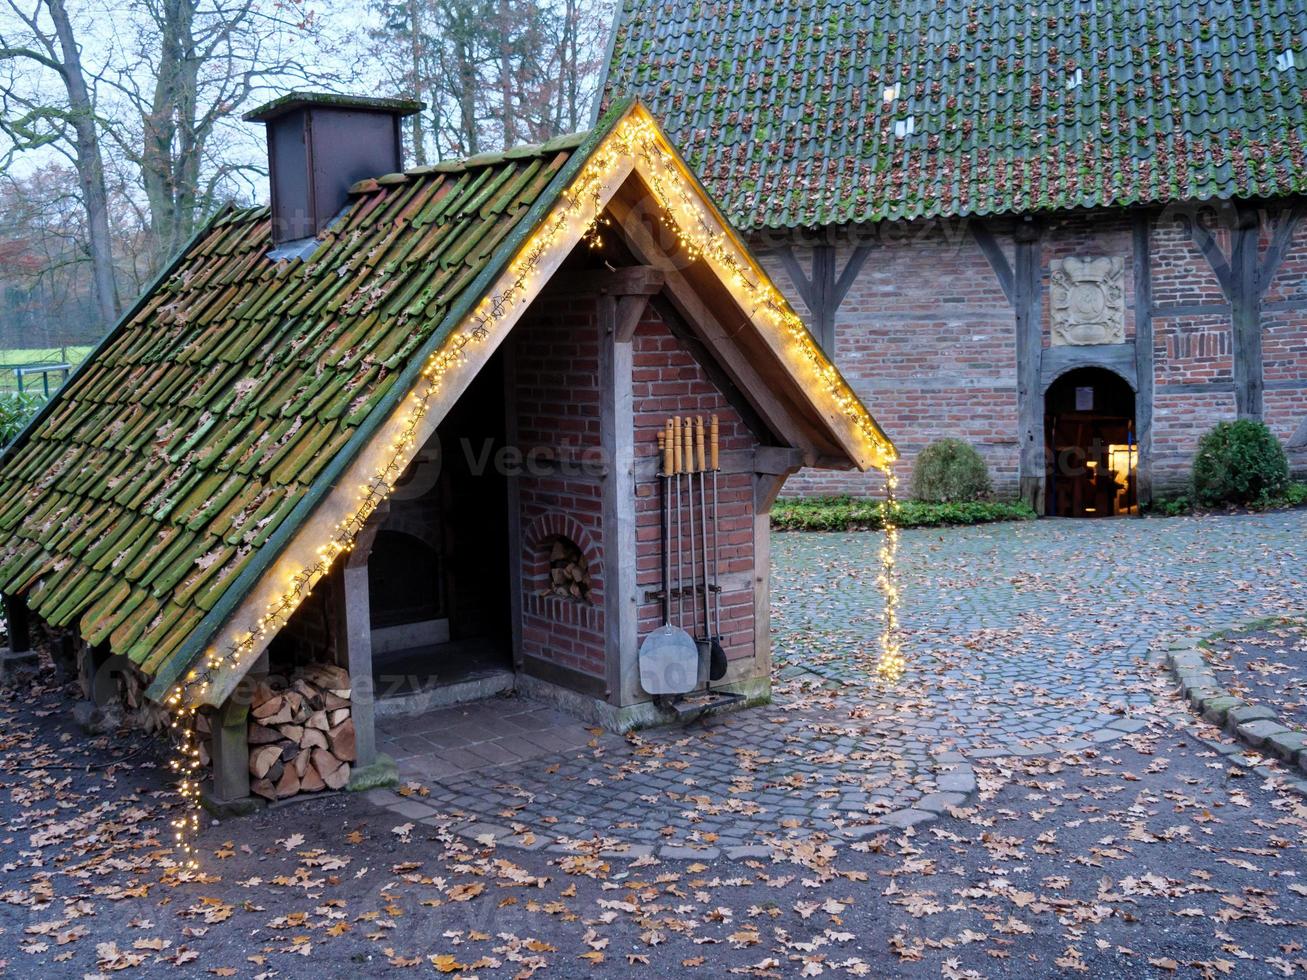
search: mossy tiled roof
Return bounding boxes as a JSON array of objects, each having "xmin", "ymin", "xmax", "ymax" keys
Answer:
[
  {"xmin": 0, "ymin": 130, "xmax": 588, "ymax": 678},
  {"xmin": 603, "ymin": 0, "xmax": 1307, "ymax": 228}
]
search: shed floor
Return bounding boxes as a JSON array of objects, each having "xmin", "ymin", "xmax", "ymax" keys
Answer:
[
  {"xmin": 372, "ymin": 637, "xmax": 514, "ymax": 717},
  {"xmin": 376, "ymin": 696, "xmax": 594, "ymax": 784}
]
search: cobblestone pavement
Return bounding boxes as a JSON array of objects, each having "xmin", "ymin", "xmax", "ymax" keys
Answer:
[{"xmin": 367, "ymin": 511, "xmax": 1307, "ymax": 857}]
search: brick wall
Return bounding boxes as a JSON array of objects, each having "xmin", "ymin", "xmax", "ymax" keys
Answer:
[
  {"xmin": 754, "ymin": 204, "xmax": 1307, "ymax": 500},
  {"xmin": 511, "ymin": 292, "xmax": 607, "ymax": 680},
  {"xmin": 757, "ymin": 223, "xmax": 1020, "ymax": 497},
  {"xmin": 631, "ymin": 307, "xmax": 758, "ymax": 664},
  {"xmin": 1149, "ymin": 213, "xmax": 1239, "ymax": 490},
  {"xmin": 1262, "ymin": 215, "xmax": 1307, "ymax": 469}
]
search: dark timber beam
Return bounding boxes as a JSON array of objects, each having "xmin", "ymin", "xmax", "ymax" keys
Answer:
[
  {"xmin": 777, "ymin": 243, "xmax": 873, "ymax": 355},
  {"xmin": 970, "ymin": 223, "xmax": 1015, "ymax": 305},
  {"xmin": 1132, "ymin": 210, "xmax": 1156, "ymax": 507},
  {"xmin": 975, "ymin": 219, "xmax": 1043, "ymax": 512},
  {"xmin": 1187, "ymin": 201, "xmax": 1304, "ymax": 419},
  {"xmin": 1012, "ymin": 220, "xmax": 1045, "ymax": 513}
]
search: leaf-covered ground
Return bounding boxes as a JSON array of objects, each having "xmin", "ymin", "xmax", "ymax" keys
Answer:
[
  {"xmin": 1, "ymin": 661, "xmax": 1305, "ymax": 979},
  {"xmin": 1207, "ymin": 621, "xmax": 1307, "ymax": 733}
]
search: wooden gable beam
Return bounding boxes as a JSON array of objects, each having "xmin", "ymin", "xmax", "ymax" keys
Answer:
[
  {"xmin": 776, "ymin": 243, "xmax": 872, "ymax": 354},
  {"xmin": 606, "ymin": 191, "xmax": 818, "ymax": 460}
]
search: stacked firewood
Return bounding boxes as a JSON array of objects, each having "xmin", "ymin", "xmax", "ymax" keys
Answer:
[
  {"xmin": 245, "ymin": 664, "xmax": 356, "ymax": 799},
  {"xmin": 545, "ymin": 538, "xmax": 590, "ymax": 601}
]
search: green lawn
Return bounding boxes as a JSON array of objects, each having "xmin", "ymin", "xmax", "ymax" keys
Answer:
[{"xmin": 0, "ymin": 346, "xmax": 92, "ymax": 392}]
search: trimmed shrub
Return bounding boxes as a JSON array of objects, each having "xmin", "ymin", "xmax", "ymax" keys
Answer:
[
  {"xmin": 1190, "ymin": 419, "xmax": 1289, "ymax": 506},
  {"xmin": 771, "ymin": 496, "xmax": 1035, "ymax": 532},
  {"xmin": 909, "ymin": 438, "xmax": 992, "ymax": 502},
  {"xmin": 0, "ymin": 391, "xmax": 42, "ymax": 446}
]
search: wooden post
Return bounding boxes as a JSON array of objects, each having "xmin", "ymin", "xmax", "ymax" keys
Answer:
[
  {"xmin": 1013, "ymin": 220, "xmax": 1045, "ymax": 514},
  {"xmin": 334, "ymin": 508, "xmax": 386, "ymax": 769},
  {"xmin": 1231, "ymin": 205, "xmax": 1263, "ymax": 418},
  {"xmin": 598, "ymin": 289, "xmax": 641, "ymax": 706},
  {"xmin": 752, "ymin": 471, "xmax": 792, "ymax": 682},
  {"xmin": 1132, "ymin": 210, "xmax": 1155, "ymax": 507},
  {"xmin": 974, "ymin": 218, "xmax": 1043, "ymax": 511}
]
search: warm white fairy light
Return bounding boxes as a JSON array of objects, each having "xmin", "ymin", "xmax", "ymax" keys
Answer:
[
  {"xmin": 876, "ymin": 467, "xmax": 904, "ymax": 682},
  {"xmin": 164, "ymin": 111, "xmax": 900, "ymax": 865}
]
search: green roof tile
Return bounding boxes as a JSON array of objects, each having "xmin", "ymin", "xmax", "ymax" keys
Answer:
[
  {"xmin": 602, "ymin": 0, "xmax": 1307, "ymax": 228},
  {"xmin": 0, "ymin": 134, "xmax": 592, "ymax": 683}
]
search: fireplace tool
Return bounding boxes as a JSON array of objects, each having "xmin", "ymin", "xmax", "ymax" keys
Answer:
[
  {"xmin": 700, "ymin": 416, "xmax": 728, "ymax": 680},
  {"xmin": 639, "ymin": 420, "xmax": 699, "ymax": 696},
  {"xmin": 684, "ymin": 417, "xmax": 709, "ymax": 686}
]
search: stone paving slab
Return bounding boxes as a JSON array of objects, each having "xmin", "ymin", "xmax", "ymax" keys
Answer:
[{"xmin": 364, "ymin": 511, "xmax": 1307, "ymax": 858}]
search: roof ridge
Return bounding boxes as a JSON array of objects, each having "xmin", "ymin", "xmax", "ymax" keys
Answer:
[{"xmin": 348, "ymin": 131, "xmax": 594, "ymax": 196}]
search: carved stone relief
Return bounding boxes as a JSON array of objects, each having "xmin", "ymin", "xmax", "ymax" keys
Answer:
[{"xmin": 1050, "ymin": 256, "xmax": 1125, "ymax": 345}]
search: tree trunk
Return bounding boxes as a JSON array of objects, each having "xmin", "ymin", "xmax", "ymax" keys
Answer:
[
  {"xmin": 407, "ymin": 0, "xmax": 427, "ymax": 165},
  {"xmin": 497, "ymin": 0, "xmax": 515, "ymax": 145},
  {"xmin": 45, "ymin": 0, "xmax": 118, "ymax": 327}
]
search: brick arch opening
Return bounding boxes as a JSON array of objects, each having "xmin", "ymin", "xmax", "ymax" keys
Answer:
[
  {"xmin": 1044, "ymin": 366, "xmax": 1138, "ymax": 518},
  {"xmin": 523, "ymin": 513, "xmax": 601, "ymax": 606}
]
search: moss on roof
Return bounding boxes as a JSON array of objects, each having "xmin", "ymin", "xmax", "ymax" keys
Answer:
[
  {"xmin": 0, "ymin": 134, "xmax": 585, "ymax": 679},
  {"xmin": 602, "ymin": 0, "xmax": 1307, "ymax": 228}
]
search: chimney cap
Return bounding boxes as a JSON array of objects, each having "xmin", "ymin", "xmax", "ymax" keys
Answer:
[{"xmin": 244, "ymin": 91, "xmax": 424, "ymax": 123}]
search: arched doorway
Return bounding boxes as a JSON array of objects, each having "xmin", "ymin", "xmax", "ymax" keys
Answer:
[{"xmin": 1044, "ymin": 367, "xmax": 1138, "ymax": 518}]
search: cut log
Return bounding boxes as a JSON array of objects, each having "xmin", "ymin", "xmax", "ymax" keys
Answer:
[
  {"xmin": 306, "ymin": 710, "xmax": 329, "ymax": 732},
  {"xmin": 279, "ymin": 724, "xmax": 305, "ymax": 745},
  {"xmin": 328, "ymin": 707, "xmax": 351, "ymax": 727},
  {"xmin": 328, "ymin": 718, "xmax": 356, "ymax": 762},
  {"xmin": 300, "ymin": 727, "xmax": 329, "ymax": 751},
  {"xmin": 251, "ymin": 777, "xmax": 277, "ymax": 801},
  {"xmin": 301, "ymin": 664, "xmax": 350, "ymax": 690},
  {"xmin": 311, "ymin": 747, "xmax": 342, "ymax": 776},
  {"xmin": 275, "ymin": 766, "xmax": 300, "ymax": 799},
  {"xmin": 248, "ymin": 723, "xmax": 281, "ymax": 745},
  {"xmin": 249, "ymin": 744, "xmax": 281, "ymax": 779},
  {"xmin": 291, "ymin": 679, "xmax": 324, "ymax": 710},
  {"xmin": 279, "ymin": 742, "xmax": 299, "ymax": 763},
  {"xmin": 330, "ymin": 688, "xmax": 351, "ymax": 701},
  {"xmin": 266, "ymin": 760, "xmax": 284, "ymax": 785},
  {"xmin": 251, "ymin": 694, "xmax": 285, "ymax": 720},
  {"xmin": 194, "ymin": 712, "xmax": 212, "ymax": 736},
  {"xmin": 300, "ymin": 764, "xmax": 325, "ymax": 793},
  {"xmin": 321, "ymin": 691, "xmax": 351, "ymax": 710},
  {"xmin": 294, "ymin": 748, "xmax": 311, "ymax": 778},
  {"xmin": 322, "ymin": 762, "xmax": 350, "ymax": 790},
  {"xmin": 259, "ymin": 703, "xmax": 294, "ymax": 727}
]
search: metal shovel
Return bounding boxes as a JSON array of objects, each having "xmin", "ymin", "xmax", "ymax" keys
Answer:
[
  {"xmin": 638, "ymin": 419, "xmax": 700, "ymax": 696},
  {"xmin": 704, "ymin": 416, "xmax": 727, "ymax": 680}
]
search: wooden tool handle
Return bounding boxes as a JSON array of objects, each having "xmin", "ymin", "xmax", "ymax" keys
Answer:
[
  {"xmin": 658, "ymin": 428, "xmax": 669, "ymax": 475},
  {"xmin": 695, "ymin": 416, "xmax": 706, "ymax": 471},
  {"xmin": 683, "ymin": 417, "xmax": 694, "ymax": 472},
  {"xmin": 673, "ymin": 417, "xmax": 683, "ymax": 474},
  {"xmin": 710, "ymin": 414, "xmax": 719, "ymax": 470}
]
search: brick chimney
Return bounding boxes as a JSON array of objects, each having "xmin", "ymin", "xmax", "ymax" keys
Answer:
[{"xmin": 245, "ymin": 92, "xmax": 422, "ymax": 246}]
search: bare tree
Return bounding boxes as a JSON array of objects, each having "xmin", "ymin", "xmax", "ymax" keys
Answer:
[
  {"xmin": 0, "ymin": 0, "xmax": 120, "ymax": 326},
  {"xmin": 99, "ymin": 0, "xmax": 332, "ymax": 271},
  {"xmin": 367, "ymin": 0, "xmax": 612, "ymax": 162}
]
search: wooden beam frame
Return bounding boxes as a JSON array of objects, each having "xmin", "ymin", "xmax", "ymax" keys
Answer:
[
  {"xmin": 1186, "ymin": 200, "xmax": 1304, "ymax": 419},
  {"xmin": 1132, "ymin": 209, "xmax": 1156, "ymax": 507},
  {"xmin": 777, "ymin": 243, "xmax": 873, "ymax": 354},
  {"xmin": 606, "ymin": 190, "xmax": 818, "ymax": 460}
]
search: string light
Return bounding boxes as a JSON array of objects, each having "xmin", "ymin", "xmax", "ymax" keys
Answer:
[
  {"xmin": 876, "ymin": 467, "xmax": 904, "ymax": 682},
  {"xmin": 164, "ymin": 111, "xmax": 900, "ymax": 865}
]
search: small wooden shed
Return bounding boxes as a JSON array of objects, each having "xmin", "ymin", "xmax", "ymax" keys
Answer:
[{"xmin": 0, "ymin": 96, "xmax": 893, "ymax": 806}]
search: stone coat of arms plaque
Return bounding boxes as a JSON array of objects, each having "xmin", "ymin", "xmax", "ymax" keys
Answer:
[{"xmin": 1049, "ymin": 256, "xmax": 1125, "ymax": 345}]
